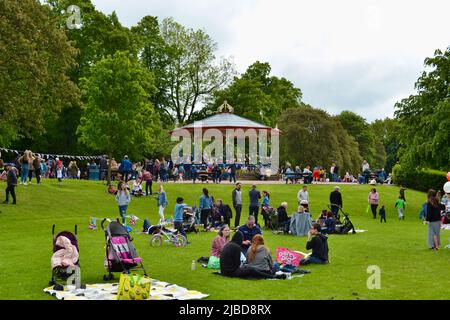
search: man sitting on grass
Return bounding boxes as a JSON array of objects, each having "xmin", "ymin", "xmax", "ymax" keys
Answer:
[
  {"xmin": 301, "ymin": 223, "xmax": 329, "ymax": 265},
  {"xmin": 237, "ymin": 215, "xmax": 262, "ymax": 253}
]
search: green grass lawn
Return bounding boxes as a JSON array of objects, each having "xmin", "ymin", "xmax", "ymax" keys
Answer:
[{"xmin": 0, "ymin": 179, "xmax": 448, "ymax": 300}]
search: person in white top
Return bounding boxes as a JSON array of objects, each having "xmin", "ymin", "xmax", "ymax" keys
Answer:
[{"xmin": 297, "ymin": 186, "xmax": 309, "ymax": 205}]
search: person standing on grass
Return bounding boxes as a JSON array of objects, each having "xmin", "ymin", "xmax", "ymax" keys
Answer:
[
  {"xmin": 56, "ymin": 158, "xmax": 63, "ymax": 185},
  {"xmin": 121, "ymin": 155, "xmax": 132, "ymax": 182},
  {"xmin": 425, "ymin": 189, "xmax": 442, "ymax": 250},
  {"xmin": 368, "ymin": 188, "xmax": 379, "ymax": 219},
  {"xmin": 232, "ymin": 182, "xmax": 243, "ymax": 228},
  {"xmin": 156, "ymin": 185, "xmax": 168, "ymax": 223},
  {"xmin": 297, "ymin": 185, "xmax": 309, "ymax": 206},
  {"xmin": 300, "ymin": 223, "xmax": 329, "ymax": 265},
  {"xmin": 329, "ymin": 186, "xmax": 343, "ymax": 217},
  {"xmin": 3, "ymin": 163, "xmax": 18, "ymax": 205},
  {"xmin": 33, "ymin": 154, "xmax": 42, "ymax": 184},
  {"xmin": 249, "ymin": 184, "xmax": 261, "ymax": 225},
  {"xmin": 115, "ymin": 181, "xmax": 131, "ymax": 224},
  {"xmin": 142, "ymin": 169, "xmax": 153, "ymax": 196},
  {"xmin": 18, "ymin": 150, "xmax": 32, "ymax": 185},
  {"xmin": 395, "ymin": 196, "xmax": 406, "ymax": 220},
  {"xmin": 173, "ymin": 197, "xmax": 190, "ymax": 244},
  {"xmin": 199, "ymin": 188, "xmax": 214, "ymax": 230},
  {"xmin": 379, "ymin": 205, "xmax": 386, "ymax": 223}
]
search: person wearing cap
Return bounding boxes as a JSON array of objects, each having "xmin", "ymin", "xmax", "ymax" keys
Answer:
[
  {"xmin": 174, "ymin": 197, "xmax": 190, "ymax": 243},
  {"xmin": 329, "ymin": 186, "xmax": 343, "ymax": 217},
  {"xmin": 3, "ymin": 163, "xmax": 18, "ymax": 205},
  {"xmin": 297, "ymin": 185, "xmax": 309, "ymax": 206}
]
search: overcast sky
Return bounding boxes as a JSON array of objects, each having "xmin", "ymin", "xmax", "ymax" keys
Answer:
[{"xmin": 92, "ymin": 0, "xmax": 450, "ymax": 121}]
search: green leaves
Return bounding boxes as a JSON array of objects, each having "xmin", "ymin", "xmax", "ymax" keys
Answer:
[
  {"xmin": 0, "ymin": 0, "xmax": 79, "ymax": 147},
  {"xmin": 77, "ymin": 51, "xmax": 161, "ymax": 160},
  {"xmin": 395, "ymin": 47, "xmax": 450, "ymax": 171}
]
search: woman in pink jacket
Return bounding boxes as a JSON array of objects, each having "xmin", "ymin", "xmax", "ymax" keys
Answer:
[{"xmin": 368, "ymin": 188, "xmax": 379, "ymax": 219}]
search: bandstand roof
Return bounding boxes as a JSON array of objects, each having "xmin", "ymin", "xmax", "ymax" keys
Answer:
[{"xmin": 171, "ymin": 101, "xmax": 275, "ymax": 132}]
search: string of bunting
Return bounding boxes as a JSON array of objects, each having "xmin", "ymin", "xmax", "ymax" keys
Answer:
[{"xmin": 0, "ymin": 147, "xmax": 107, "ymax": 161}]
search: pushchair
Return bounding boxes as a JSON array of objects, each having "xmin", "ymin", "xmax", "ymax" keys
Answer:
[
  {"xmin": 261, "ymin": 205, "xmax": 277, "ymax": 229},
  {"xmin": 101, "ymin": 219, "xmax": 147, "ymax": 281},
  {"xmin": 183, "ymin": 206, "xmax": 199, "ymax": 233},
  {"xmin": 50, "ymin": 225, "xmax": 85, "ymax": 289},
  {"xmin": 328, "ymin": 206, "xmax": 356, "ymax": 234}
]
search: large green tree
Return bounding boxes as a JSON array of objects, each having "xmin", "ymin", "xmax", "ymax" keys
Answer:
[
  {"xmin": 279, "ymin": 105, "xmax": 361, "ymax": 175},
  {"xmin": 77, "ymin": 51, "xmax": 161, "ymax": 183},
  {"xmin": 158, "ymin": 17, "xmax": 235, "ymax": 124},
  {"xmin": 370, "ymin": 118, "xmax": 401, "ymax": 173},
  {"xmin": 0, "ymin": 0, "xmax": 79, "ymax": 147},
  {"xmin": 201, "ymin": 61, "xmax": 302, "ymax": 127},
  {"xmin": 335, "ymin": 111, "xmax": 386, "ymax": 169},
  {"xmin": 395, "ymin": 47, "xmax": 450, "ymax": 170}
]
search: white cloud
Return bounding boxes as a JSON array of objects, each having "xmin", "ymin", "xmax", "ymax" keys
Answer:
[{"xmin": 92, "ymin": 0, "xmax": 450, "ymax": 121}]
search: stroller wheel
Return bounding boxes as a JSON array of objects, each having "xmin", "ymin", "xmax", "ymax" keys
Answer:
[
  {"xmin": 174, "ymin": 234, "xmax": 187, "ymax": 247},
  {"xmin": 150, "ymin": 234, "xmax": 163, "ymax": 247}
]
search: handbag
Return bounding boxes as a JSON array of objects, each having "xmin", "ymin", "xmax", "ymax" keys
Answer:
[
  {"xmin": 117, "ymin": 273, "xmax": 151, "ymax": 300},
  {"xmin": 207, "ymin": 256, "xmax": 220, "ymax": 269}
]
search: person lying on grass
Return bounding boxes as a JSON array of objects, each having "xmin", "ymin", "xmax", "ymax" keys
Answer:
[
  {"xmin": 237, "ymin": 215, "xmax": 262, "ymax": 253},
  {"xmin": 300, "ymin": 223, "xmax": 329, "ymax": 265},
  {"xmin": 219, "ymin": 231, "xmax": 286, "ymax": 279}
]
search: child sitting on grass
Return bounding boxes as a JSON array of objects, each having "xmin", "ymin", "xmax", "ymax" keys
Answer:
[
  {"xmin": 132, "ymin": 178, "xmax": 143, "ymax": 197},
  {"xmin": 395, "ymin": 196, "xmax": 406, "ymax": 220}
]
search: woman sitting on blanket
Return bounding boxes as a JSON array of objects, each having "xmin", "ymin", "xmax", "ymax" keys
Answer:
[
  {"xmin": 220, "ymin": 231, "xmax": 286, "ymax": 279},
  {"xmin": 244, "ymin": 234, "xmax": 275, "ymax": 275},
  {"xmin": 207, "ymin": 225, "xmax": 231, "ymax": 268}
]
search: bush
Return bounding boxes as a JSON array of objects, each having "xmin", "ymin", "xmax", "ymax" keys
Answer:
[{"xmin": 392, "ymin": 164, "xmax": 447, "ymax": 192}]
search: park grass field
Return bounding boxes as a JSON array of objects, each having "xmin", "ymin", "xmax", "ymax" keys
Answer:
[{"xmin": 0, "ymin": 179, "xmax": 448, "ymax": 300}]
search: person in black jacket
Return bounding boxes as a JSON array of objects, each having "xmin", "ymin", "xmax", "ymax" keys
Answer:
[
  {"xmin": 329, "ymin": 186, "xmax": 343, "ymax": 217},
  {"xmin": 300, "ymin": 223, "xmax": 329, "ymax": 265},
  {"xmin": 277, "ymin": 202, "xmax": 290, "ymax": 233},
  {"xmin": 3, "ymin": 163, "xmax": 18, "ymax": 205},
  {"xmin": 220, "ymin": 231, "xmax": 286, "ymax": 279}
]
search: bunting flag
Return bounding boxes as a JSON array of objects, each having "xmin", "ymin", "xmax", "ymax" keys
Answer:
[{"xmin": 0, "ymin": 147, "xmax": 107, "ymax": 161}]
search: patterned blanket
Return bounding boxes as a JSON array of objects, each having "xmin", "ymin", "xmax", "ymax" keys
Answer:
[{"xmin": 44, "ymin": 279, "xmax": 208, "ymax": 300}]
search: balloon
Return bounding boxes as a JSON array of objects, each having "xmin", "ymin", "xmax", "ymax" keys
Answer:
[
  {"xmin": 447, "ymin": 171, "xmax": 450, "ymax": 181},
  {"xmin": 444, "ymin": 181, "xmax": 450, "ymax": 194}
]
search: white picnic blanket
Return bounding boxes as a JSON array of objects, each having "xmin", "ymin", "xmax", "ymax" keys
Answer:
[{"xmin": 44, "ymin": 279, "xmax": 208, "ymax": 300}]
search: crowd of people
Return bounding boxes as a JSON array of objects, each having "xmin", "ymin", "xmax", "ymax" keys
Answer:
[{"xmin": 1, "ymin": 150, "xmax": 448, "ymax": 281}]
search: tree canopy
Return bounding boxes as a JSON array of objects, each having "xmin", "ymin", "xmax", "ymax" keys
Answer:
[
  {"xmin": 394, "ymin": 47, "xmax": 450, "ymax": 170},
  {"xmin": 77, "ymin": 51, "xmax": 161, "ymax": 180},
  {"xmin": 0, "ymin": 0, "xmax": 79, "ymax": 147},
  {"xmin": 279, "ymin": 104, "xmax": 361, "ymax": 175}
]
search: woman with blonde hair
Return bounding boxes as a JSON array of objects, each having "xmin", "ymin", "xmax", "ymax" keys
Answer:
[
  {"xmin": 156, "ymin": 184, "xmax": 168, "ymax": 222},
  {"xmin": 245, "ymin": 234, "xmax": 275, "ymax": 274},
  {"xmin": 18, "ymin": 150, "xmax": 33, "ymax": 185}
]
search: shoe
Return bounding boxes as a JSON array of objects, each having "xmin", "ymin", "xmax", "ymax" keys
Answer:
[
  {"xmin": 24, "ymin": 182, "xmax": 28, "ymax": 186},
  {"xmin": 274, "ymin": 273, "xmax": 287, "ymax": 280},
  {"xmin": 12, "ymin": 202, "xmax": 16, "ymax": 205},
  {"xmin": 186, "ymin": 241, "xmax": 192, "ymax": 245},
  {"xmin": 2, "ymin": 201, "xmax": 8, "ymax": 204}
]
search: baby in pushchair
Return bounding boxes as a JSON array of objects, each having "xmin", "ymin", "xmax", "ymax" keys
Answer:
[{"xmin": 50, "ymin": 225, "xmax": 84, "ymax": 290}]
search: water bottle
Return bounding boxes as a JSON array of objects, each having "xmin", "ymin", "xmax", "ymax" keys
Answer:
[{"xmin": 191, "ymin": 260, "xmax": 196, "ymax": 271}]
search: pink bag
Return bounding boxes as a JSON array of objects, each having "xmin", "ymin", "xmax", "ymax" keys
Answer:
[{"xmin": 276, "ymin": 247, "xmax": 304, "ymax": 266}]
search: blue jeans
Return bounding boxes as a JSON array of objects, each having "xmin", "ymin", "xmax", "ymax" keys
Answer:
[
  {"xmin": 118, "ymin": 205, "xmax": 128, "ymax": 223},
  {"xmin": 301, "ymin": 256, "xmax": 327, "ymax": 265},
  {"xmin": 21, "ymin": 163, "xmax": 29, "ymax": 183}
]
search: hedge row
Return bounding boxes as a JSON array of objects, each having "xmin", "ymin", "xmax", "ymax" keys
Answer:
[{"xmin": 392, "ymin": 164, "xmax": 448, "ymax": 192}]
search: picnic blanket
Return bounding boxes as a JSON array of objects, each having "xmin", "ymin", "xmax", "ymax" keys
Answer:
[
  {"xmin": 441, "ymin": 224, "xmax": 450, "ymax": 230},
  {"xmin": 44, "ymin": 279, "xmax": 208, "ymax": 300}
]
